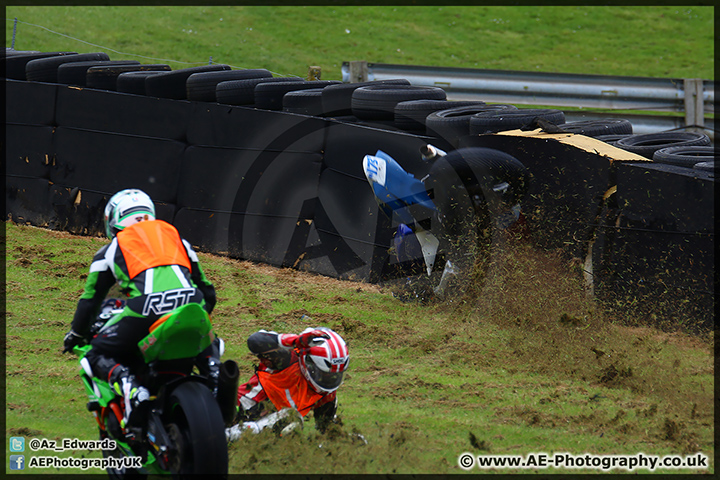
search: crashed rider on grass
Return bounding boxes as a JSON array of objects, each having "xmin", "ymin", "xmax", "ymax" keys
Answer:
[
  {"xmin": 62, "ymin": 189, "xmax": 221, "ymax": 430},
  {"xmin": 230, "ymin": 326, "xmax": 349, "ymax": 437}
]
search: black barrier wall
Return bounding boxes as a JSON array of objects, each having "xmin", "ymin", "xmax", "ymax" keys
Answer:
[
  {"xmin": 594, "ymin": 162, "xmax": 714, "ymax": 328},
  {"xmin": 460, "ymin": 134, "xmax": 615, "ymax": 259},
  {"xmin": 5, "ymin": 79, "xmax": 431, "ymax": 282},
  {"xmin": 466, "ymin": 132, "xmax": 714, "ymax": 328},
  {"xmin": 5, "ymin": 79, "xmax": 714, "ymax": 326}
]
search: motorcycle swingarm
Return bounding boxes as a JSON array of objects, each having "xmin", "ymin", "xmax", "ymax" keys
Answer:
[{"xmin": 145, "ymin": 411, "xmax": 176, "ymax": 471}]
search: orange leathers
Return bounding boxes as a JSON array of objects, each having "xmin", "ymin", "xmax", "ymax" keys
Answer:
[
  {"xmin": 117, "ymin": 220, "xmax": 192, "ymax": 279},
  {"xmin": 257, "ymin": 362, "xmax": 324, "ymax": 416}
]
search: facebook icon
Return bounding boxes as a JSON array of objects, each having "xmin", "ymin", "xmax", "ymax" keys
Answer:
[{"xmin": 10, "ymin": 455, "xmax": 25, "ymax": 470}]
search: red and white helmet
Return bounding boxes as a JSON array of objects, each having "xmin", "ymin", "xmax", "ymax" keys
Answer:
[{"xmin": 298, "ymin": 327, "xmax": 349, "ymax": 394}]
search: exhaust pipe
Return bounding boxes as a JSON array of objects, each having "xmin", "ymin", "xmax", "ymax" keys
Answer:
[{"xmin": 217, "ymin": 359, "xmax": 240, "ymax": 427}]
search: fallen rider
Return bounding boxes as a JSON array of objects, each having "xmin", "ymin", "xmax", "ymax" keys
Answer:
[{"xmin": 226, "ymin": 326, "xmax": 349, "ymax": 440}]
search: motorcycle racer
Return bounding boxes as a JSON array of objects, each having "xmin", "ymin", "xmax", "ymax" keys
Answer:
[
  {"xmin": 232, "ymin": 326, "xmax": 349, "ymax": 435},
  {"xmin": 62, "ymin": 188, "xmax": 221, "ymax": 429}
]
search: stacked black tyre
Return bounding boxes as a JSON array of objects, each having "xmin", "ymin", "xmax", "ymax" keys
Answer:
[
  {"xmin": 613, "ymin": 131, "xmax": 711, "ymax": 160},
  {"xmin": 321, "ymin": 79, "xmax": 411, "ymax": 117},
  {"xmin": 86, "ymin": 64, "xmax": 172, "ymax": 91},
  {"xmin": 282, "ymin": 88, "xmax": 326, "ymax": 116},
  {"xmin": 557, "ymin": 118, "xmax": 633, "ymax": 137},
  {"xmin": 652, "ymin": 145, "xmax": 716, "ymax": 170},
  {"xmin": 468, "ymin": 108, "xmax": 566, "ymax": 135},
  {"xmin": 3, "ymin": 51, "xmax": 77, "ymax": 80},
  {"xmin": 351, "ymin": 85, "xmax": 447, "ymax": 120},
  {"xmin": 25, "ymin": 52, "xmax": 110, "ymax": 83},
  {"xmin": 117, "ymin": 71, "xmax": 169, "ymax": 95},
  {"xmin": 216, "ymin": 76, "xmax": 304, "ymax": 106},
  {"xmin": 56, "ymin": 60, "xmax": 140, "ymax": 86},
  {"xmin": 254, "ymin": 80, "xmax": 342, "ymax": 110},
  {"xmin": 394, "ymin": 100, "xmax": 487, "ymax": 133},
  {"xmin": 426, "ymin": 104, "xmax": 519, "ymax": 147},
  {"xmin": 145, "ymin": 65, "xmax": 232, "ymax": 100},
  {"xmin": 186, "ymin": 69, "xmax": 273, "ymax": 102}
]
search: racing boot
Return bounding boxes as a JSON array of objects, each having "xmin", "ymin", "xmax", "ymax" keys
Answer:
[
  {"xmin": 110, "ymin": 367, "xmax": 151, "ymax": 430},
  {"xmin": 225, "ymin": 408, "xmax": 303, "ymax": 442},
  {"xmin": 274, "ymin": 407, "xmax": 304, "ymax": 436}
]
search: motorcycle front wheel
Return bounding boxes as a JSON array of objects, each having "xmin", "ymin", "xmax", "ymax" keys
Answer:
[
  {"xmin": 164, "ymin": 381, "xmax": 228, "ymax": 477},
  {"xmin": 424, "ymin": 147, "xmax": 529, "ymax": 297}
]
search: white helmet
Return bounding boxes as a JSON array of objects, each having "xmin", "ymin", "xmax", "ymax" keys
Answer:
[
  {"xmin": 104, "ymin": 189, "xmax": 156, "ymax": 239},
  {"xmin": 298, "ymin": 327, "xmax": 349, "ymax": 394}
]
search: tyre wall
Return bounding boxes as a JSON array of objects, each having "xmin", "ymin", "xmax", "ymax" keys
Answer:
[
  {"xmin": 5, "ymin": 79, "xmax": 431, "ymax": 281},
  {"xmin": 5, "ymin": 79, "xmax": 713, "ymax": 326},
  {"xmin": 464, "ymin": 132, "xmax": 714, "ymax": 329},
  {"xmin": 6, "ymin": 81, "xmax": 56, "ymax": 226},
  {"xmin": 594, "ymin": 162, "xmax": 714, "ymax": 328},
  {"xmin": 460, "ymin": 134, "xmax": 614, "ymax": 259}
]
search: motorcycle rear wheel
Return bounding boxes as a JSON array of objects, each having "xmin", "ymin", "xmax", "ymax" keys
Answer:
[{"xmin": 165, "ymin": 381, "xmax": 228, "ymax": 476}]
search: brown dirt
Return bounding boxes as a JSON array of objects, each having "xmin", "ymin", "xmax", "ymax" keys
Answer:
[
  {"xmin": 622, "ymin": 326, "xmax": 712, "ymax": 352},
  {"xmin": 237, "ymin": 260, "xmax": 384, "ymax": 294}
]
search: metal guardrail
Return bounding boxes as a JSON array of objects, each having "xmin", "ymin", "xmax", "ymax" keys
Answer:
[{"xmin": 342, "ymin": 62, "xmax": 715, "ymax": 139}]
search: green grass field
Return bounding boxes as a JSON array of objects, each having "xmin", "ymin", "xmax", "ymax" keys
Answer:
[
  {"xmin": 5, "ymin": 5, "xmax": 714, "ymax": 80},
  {"xmin": 4, "ymin": 223, "xmax": 714, "ymax": 474},
  {"xmin": 4, "ymin": 5, "xmax": 714, "ymax": 475}
]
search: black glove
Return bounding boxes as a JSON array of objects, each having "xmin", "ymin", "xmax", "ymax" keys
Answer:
[{"xmin": 63, "ymin": 330, "xmax": 85, "ymax": 353}]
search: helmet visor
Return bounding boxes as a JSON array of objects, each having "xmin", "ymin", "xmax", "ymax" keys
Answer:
[
  {"xmin": 305, "ymin": 360, "xmax": 344, "ymax": 390},
  {"xmin": 117, "ymin": 209, "xmax": 155, "ymax": 230}
]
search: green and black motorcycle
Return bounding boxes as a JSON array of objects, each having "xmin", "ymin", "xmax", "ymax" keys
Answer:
[{"xmin": 72, "ymin": 301, "xmax": 239, "ymax": 478}]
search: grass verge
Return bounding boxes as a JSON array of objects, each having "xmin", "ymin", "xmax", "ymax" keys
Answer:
[
  {"xmin": 4, "ymin": 222, "xmax": 714, "ymax": 474},
  {"xmin": 5, "ymin": 6, "xmax": 714, "ymax": 80}
]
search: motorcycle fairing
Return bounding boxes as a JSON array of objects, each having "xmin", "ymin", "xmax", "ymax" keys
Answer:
[
  {"xmin": 414, "ymin": 229, "xmax": 440, "ymax": 276},
  {"xmin": 362, "ymin": 150, "xmax": 437, "ymax": 225},
  {"xmin": 393, "ymin": 224, "xmax": 441, "ymax": 276},
  {"xmin": 138, "ymin": 303, "xmax": 215, "ymax": 362},
  {"xmin": 393, "ymin": 224, "xmax": 423, "ymax": 263}
]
